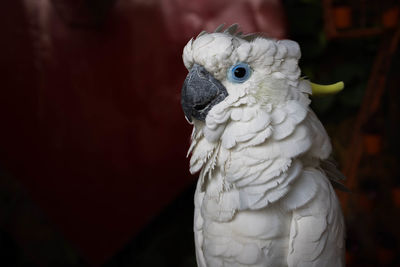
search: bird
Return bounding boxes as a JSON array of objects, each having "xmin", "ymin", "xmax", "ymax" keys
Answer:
[{"xmin": 181, "ymin": 24, "xmax": 345, "ymax": 267}]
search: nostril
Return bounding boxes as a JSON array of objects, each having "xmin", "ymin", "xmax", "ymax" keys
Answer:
[
  {"xmin": 195, "ymin": 65, "xmax": 210, "ymax": 78},
  {"xmin": 197, "ymin": 70, "xmax": 208, "ymax": 79}
]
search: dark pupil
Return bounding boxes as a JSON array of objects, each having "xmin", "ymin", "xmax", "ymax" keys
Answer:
[{"xmin": 234, "ymin": 67, "xmax": 246, "ymax": 78}]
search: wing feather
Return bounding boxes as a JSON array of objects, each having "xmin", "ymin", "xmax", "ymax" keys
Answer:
[{"xmin": 287, "ymin": 169, "xmax": 345, "ymax": 267}]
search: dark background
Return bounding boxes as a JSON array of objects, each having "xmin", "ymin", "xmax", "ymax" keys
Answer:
[{"xmin": 0, "ymin": 0, "xmax": 399, "ymax": 266}]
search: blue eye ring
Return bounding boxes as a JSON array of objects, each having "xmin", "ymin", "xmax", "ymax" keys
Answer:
[{"xmin": 227, "ymin": 63, "xmax": 252, "ymax": 83}]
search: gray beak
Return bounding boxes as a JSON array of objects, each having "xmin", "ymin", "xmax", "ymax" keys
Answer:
[{"xmin": 181, "ymin": 64, "xmax": 228, "ymax": 122}]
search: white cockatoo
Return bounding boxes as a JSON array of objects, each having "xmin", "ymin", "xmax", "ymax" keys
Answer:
[{"xmin": 181, "ymin": 25, "xmax": 345, "ymax": 267}]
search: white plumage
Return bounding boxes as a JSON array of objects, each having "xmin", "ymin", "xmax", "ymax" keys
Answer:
[{"xmin": 182, "ymin": 25, "xmax": 345, "ymax": 267}]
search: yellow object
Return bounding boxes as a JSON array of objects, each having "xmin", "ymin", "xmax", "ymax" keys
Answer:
[{"xmin": 311, "ymin": 81, "xmax": 344, "ymax": 95}]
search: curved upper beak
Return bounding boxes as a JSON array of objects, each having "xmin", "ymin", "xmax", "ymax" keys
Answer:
[{"xmin": 181, "ymin": 64, "xmax": 228, "ymax": 123}]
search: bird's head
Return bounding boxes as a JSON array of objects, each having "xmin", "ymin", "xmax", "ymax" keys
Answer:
[{"xmin": 181, "ymin": 25, "xmax": 341, "ymax": 145}]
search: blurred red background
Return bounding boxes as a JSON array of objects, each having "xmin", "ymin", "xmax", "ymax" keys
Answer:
[{"xmin": 0, "ymin": 0, "xmax": 286, "ymax": 265}]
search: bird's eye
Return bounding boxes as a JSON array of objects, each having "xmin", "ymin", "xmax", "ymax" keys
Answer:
[{"xmin": 227, "ymin": 63, "xmax": 252, "ymax": 83}]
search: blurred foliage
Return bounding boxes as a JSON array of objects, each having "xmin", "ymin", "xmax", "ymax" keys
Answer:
[{"xmin": 283, "ymin": 0, "xmax": 379, "ymax": 123}]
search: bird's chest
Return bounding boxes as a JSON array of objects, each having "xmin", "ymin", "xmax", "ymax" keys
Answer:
[
  {"xmin": 197, "ymin": 148, "xmax": 294, "ymax": 265},
  {"xmin": 200, "ymin": 201, "xmax": 292, "ymax": 265},
  {"xmin": 202, "ymin": 202, "xmax": 292, "ymax": 242}
]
